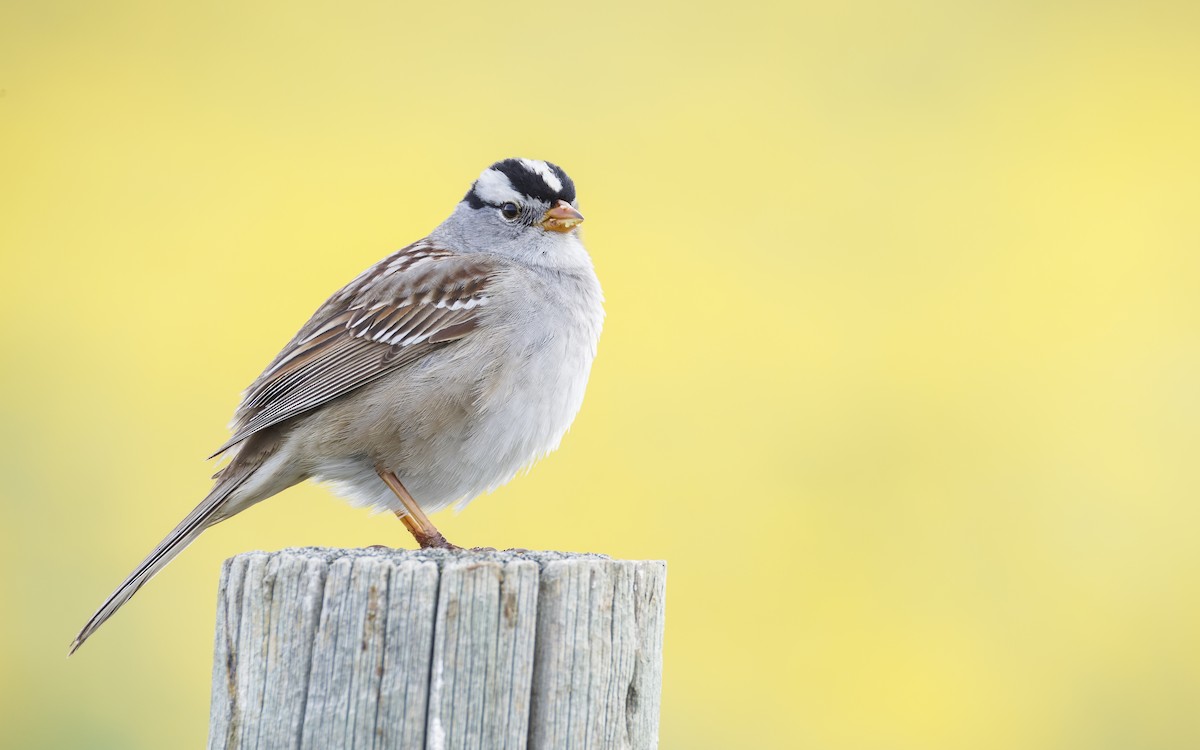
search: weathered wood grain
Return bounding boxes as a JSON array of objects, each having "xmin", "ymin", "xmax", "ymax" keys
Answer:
[
  {"xmin": 208, "ymin": 548, "xmax": 665, "ymax": 750},
  {"xmin": 528, "ymin": 559, "xmax": 667, "ymax": 750}
]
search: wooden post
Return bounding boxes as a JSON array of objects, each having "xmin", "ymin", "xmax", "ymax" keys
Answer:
[{"xmin": 208, "ymin": 548, "xmax": 666, "ymax": 750}]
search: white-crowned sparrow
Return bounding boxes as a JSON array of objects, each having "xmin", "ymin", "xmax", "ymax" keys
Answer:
[{"xmin": 70, "ymin": 158, "xmax": 604, "ymax": 654}]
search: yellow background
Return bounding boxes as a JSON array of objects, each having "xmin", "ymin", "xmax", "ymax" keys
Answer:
[{"xmin": 3, "ymin": 1, "xmax": 1200, "ymax": 747}]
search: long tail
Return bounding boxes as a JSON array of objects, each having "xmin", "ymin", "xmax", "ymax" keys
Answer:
[{"xmin": 69, "ymin": 470, "xmax": 256, "ymax": 655}]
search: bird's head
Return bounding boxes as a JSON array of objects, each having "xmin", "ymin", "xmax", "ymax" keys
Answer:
[{"xmin": 434, "ymin": 158, "xmax": 589, "ymax": 269}]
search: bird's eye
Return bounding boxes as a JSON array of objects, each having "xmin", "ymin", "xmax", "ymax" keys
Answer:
[{"xmin": 499, "ymin": 202, "xmax": 520, "ymax": 221}]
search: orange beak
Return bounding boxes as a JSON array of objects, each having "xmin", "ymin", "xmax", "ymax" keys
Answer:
[{"xmin": 540, "ymin": 200, "xmax": 584, "ymax": 233}]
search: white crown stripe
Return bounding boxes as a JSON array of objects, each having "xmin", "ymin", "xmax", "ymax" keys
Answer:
[
  {"xmin": 472, "ymin": 168, "xmax": 522, "ymax": 206},
  {"xmin": 519, "ymin": 159, "xmax": 563, "ymax": 193}
]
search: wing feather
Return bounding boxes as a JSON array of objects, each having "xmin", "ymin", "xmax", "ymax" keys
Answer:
[{"xmin": 211, "ymin": 241, "xmax": 494, "ymax": 457}]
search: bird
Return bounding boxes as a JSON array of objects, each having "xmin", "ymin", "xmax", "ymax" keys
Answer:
[{"xmin": 70, "ymin": 158, "xmax": 604, "ymax": 654}]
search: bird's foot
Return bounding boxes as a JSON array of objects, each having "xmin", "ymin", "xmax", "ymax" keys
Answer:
[{"xmin": 415, "ymin": 529, "xmax": 461, "ymax": 551}]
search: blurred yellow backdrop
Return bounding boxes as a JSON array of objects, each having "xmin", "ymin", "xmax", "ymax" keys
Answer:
[{"xmin": 3, "ymin": 1, "xmax": 1200, "ymax": 748}]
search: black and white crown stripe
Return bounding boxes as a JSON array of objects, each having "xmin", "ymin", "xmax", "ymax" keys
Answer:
[{"xmin": 464, "ymin": 158, "xmax": 576, "ymax": 209}]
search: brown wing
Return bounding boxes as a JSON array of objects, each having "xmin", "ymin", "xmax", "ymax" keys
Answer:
[{"xmin": 211, "ymin": 240, "xmax": 494, "ymax": 456}]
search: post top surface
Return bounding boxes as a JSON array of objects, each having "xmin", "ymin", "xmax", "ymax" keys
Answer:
[{"xmin": 228, "ymin": 546, "xmax": 666, "ymax": 570}]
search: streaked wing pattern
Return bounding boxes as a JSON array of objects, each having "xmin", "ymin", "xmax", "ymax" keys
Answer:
[{"xmin": 211, "ymin": 241, "xmax": 493, "ymax": 456}]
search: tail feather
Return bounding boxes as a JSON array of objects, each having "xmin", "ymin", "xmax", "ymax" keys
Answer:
[{"xmin": 68, "ymin": 475, "xmax": 250, "ymax": 655}]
